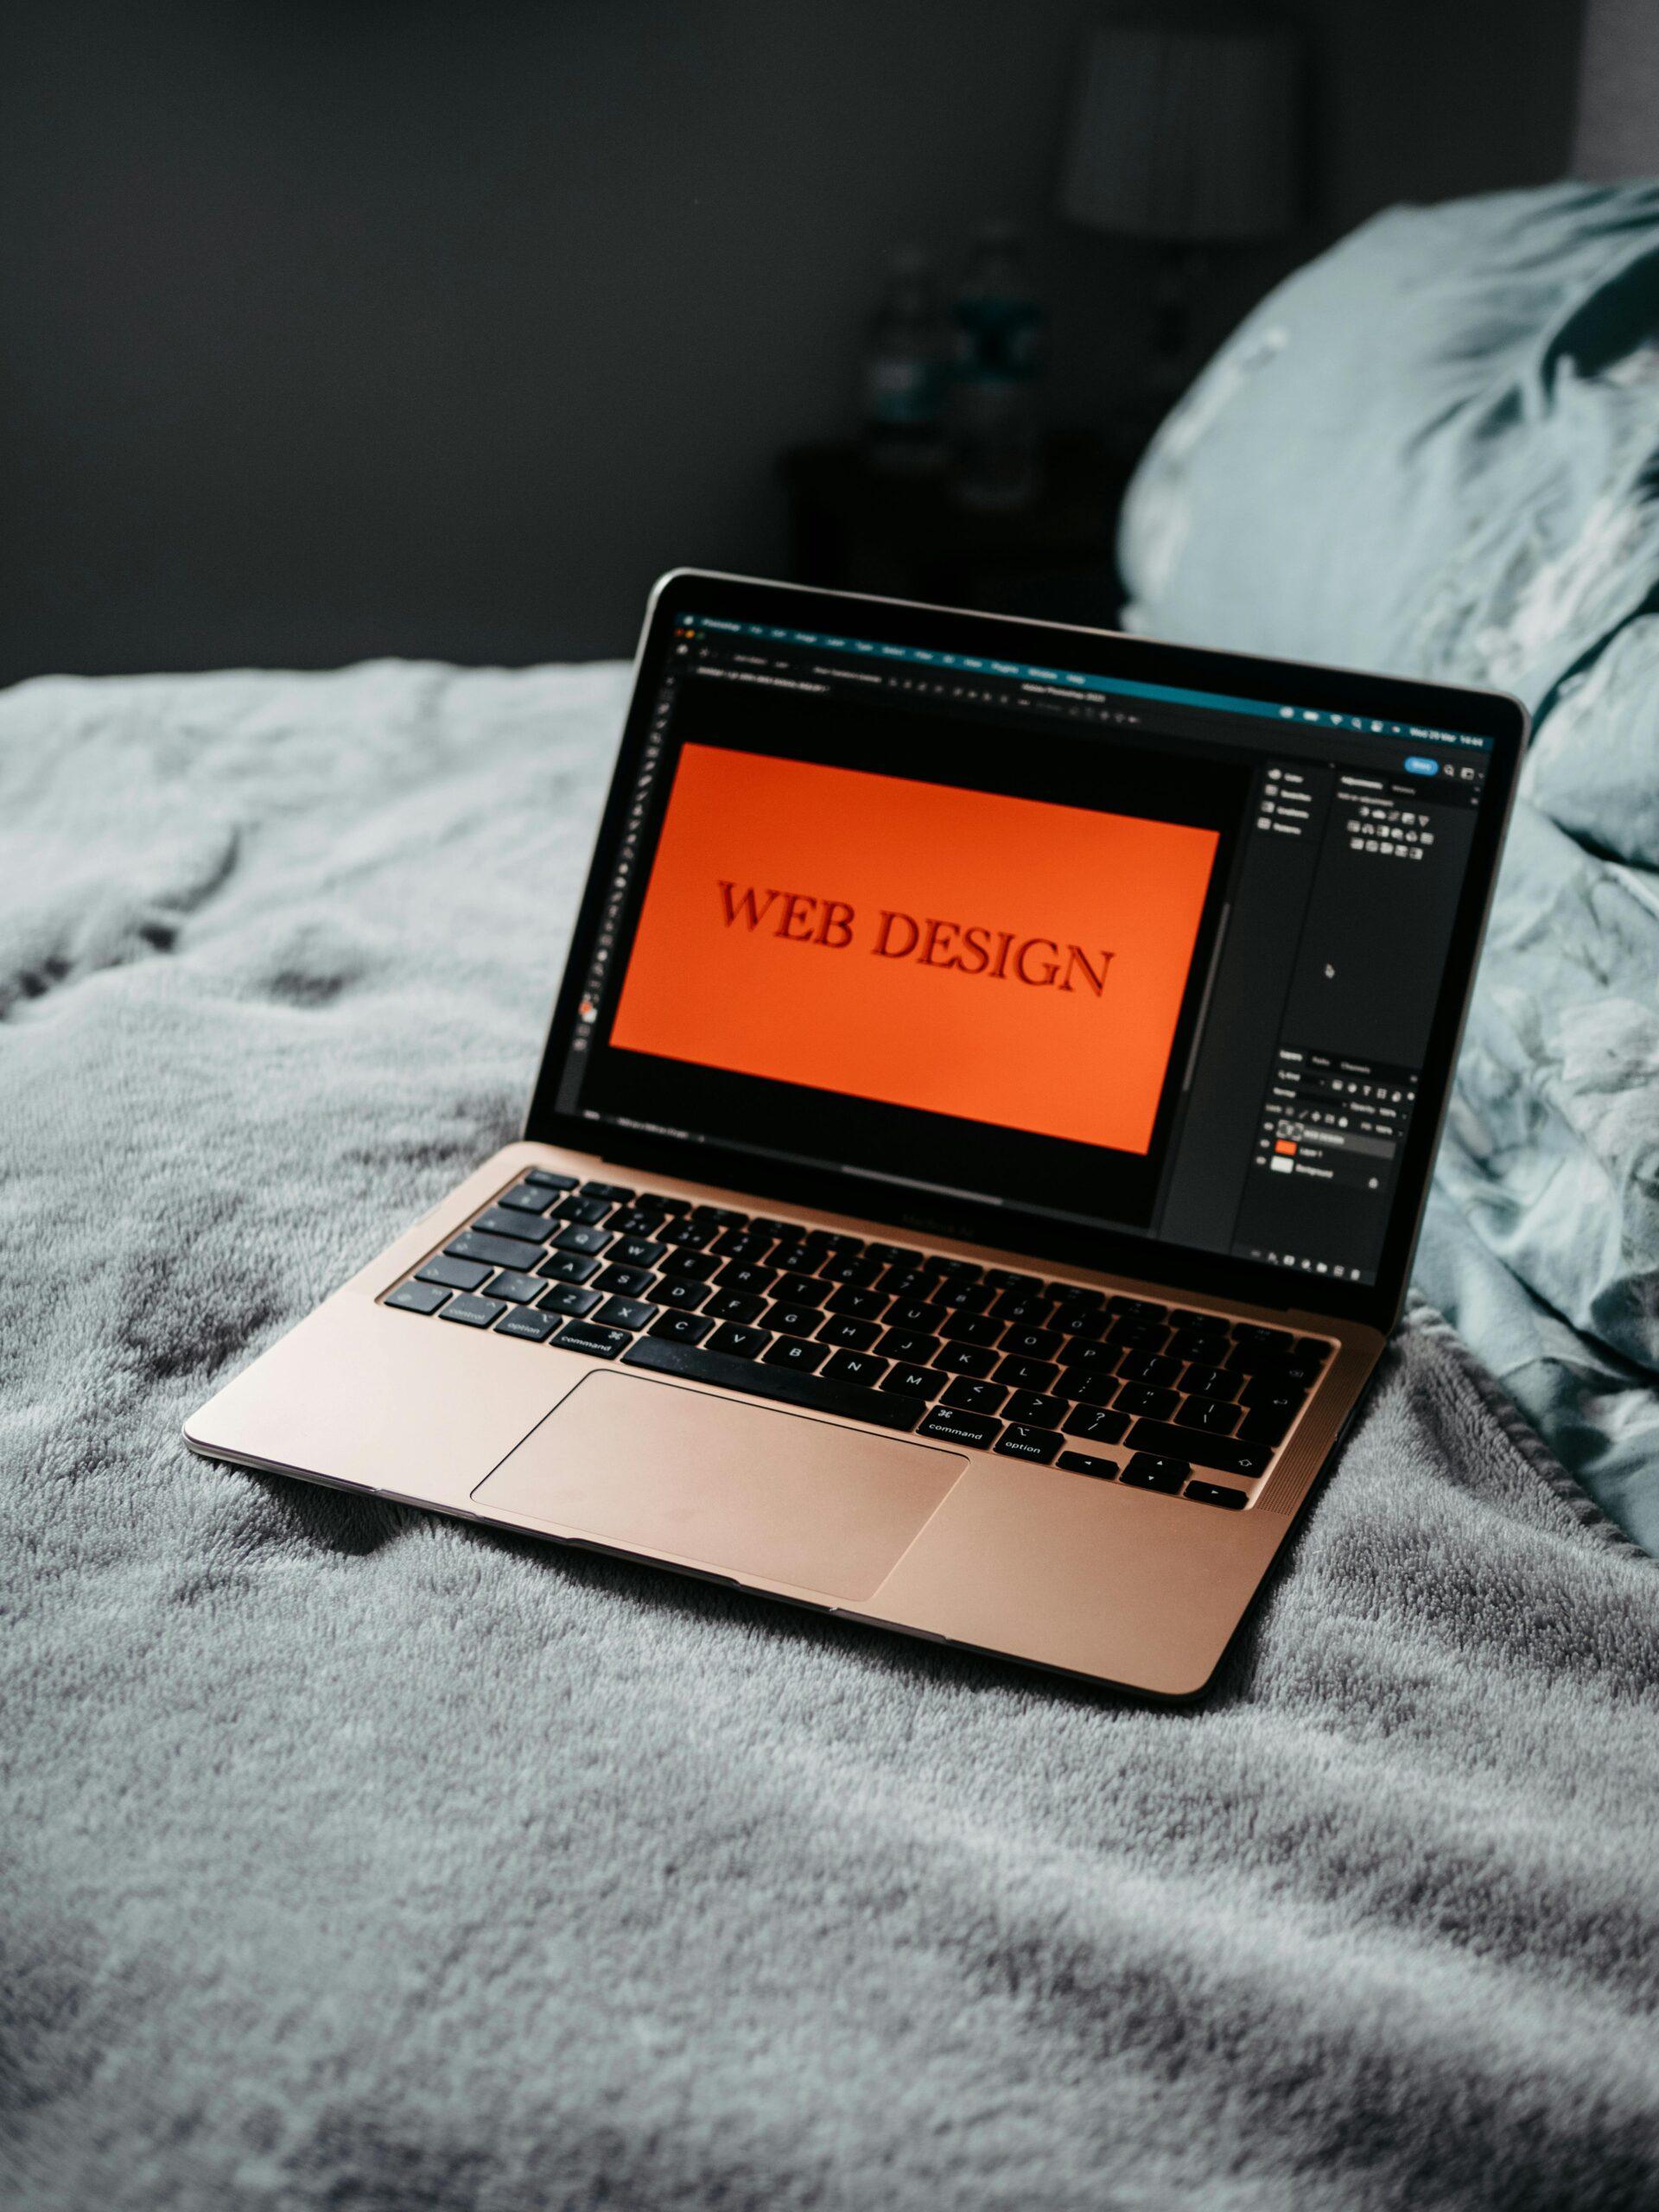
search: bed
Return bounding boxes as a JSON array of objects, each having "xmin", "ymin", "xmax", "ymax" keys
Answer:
[{"xmin": 7, "ymin": 80, "xmax": 1659, "ymax": 2212}]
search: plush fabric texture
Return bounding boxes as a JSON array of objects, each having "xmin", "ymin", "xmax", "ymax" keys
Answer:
[
  {"xmin": 4, "ymin": 665, "xmax": 1657, "ymax": 2210},
  {"xmin": 1119, "ymin": 181, "xmax": 1659, "ymax": 1554}
]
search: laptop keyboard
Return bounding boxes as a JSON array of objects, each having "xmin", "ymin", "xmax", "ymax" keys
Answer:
[{"xmin": 384, "ymin": 1171, "xmax": 1335, "ymax": 1510}]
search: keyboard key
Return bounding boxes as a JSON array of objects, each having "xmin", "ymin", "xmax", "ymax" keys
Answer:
[
  {"xmin": 595, "ymin": 1296, "xmax": 657, "ymax": 1332},
  {"xmin": 540, "ymin": 1283, "xmax": 601, "ymax": 1318},
  {"xmin": 1120, "ymin": 1452, "xmax": 1187, "ymax": 1494},
  {"xmin": 764, "ymin": 1335, "xmax": 830, "ymax": 1375},
  {"xmin": 1060, "ymin": 1369, "xmax": 1120, "ymax": 1408},
  {"xmin": 1114, "ymin": 1384, "xmax": 1179, "ymax": 1419},
  {"xmin": 704, "ymin": 1289, "xmax": 765, "ymax": 1325},
  {"xmin": 1294, "ymin": 1337, "xmax": 1332, "ymax": 1363},
  {"xmin": 817, "ymin": 1313, "xmax": 880, "ymax": 1351},
  {"xmin": 880, "ymin": 1266, "xmax": 945, "ymax": 1300},
  {"xmin": 994, "ymin": 1292, "xmax": 1057, "ymax": 1327},
  {"xmin": 1237, "ymin": 1408, "xmax": 1295, "ymax": 1446},
  {"xmin": 648, "ymin": 1311, "xmax": 715, "ymax": 1348},
  {"xmin": 1001, "ymin": 1325, "xmax": 1061, "ymax": 1361},
  {"xmin": 994, "ymin": 1424, "xmax": 1063, "ymax": 1465},
  {"xmin": 1051, "ymin": 1302, "xmax": 1107, "ymax": 1341},
  {"xmin": 882, "ymin": 1363, "xmax": 941, "ymax": 1400},
  {"xmin": 658, "ymin": 1217, "xmax": 715, "ymax": 1249},
  {"xmin": 553, "ymin": 1223, "xmax": 612, "ymax": 1255},
  {"xmin": 656, "ymin": 1276, "xmax": 710, "ymax": 1312},
  {"xmin": 689, "ymin": 1205, "xmax": 745, "ymax": 1230},
  {"xmin": 496, "ymin": 1184, "xmax": 556, "ymax": 1214},
  {"xmin": 1060, "ymin": 1336, "xmax": 1116, "ymax": 1370},
  {"xmin": 709, "ymin": 1323, "xmax": 770, "ymax": 1360},
  {"xmin": 1109, "ymin": 1295, "xmax": 1167, "ymax": 1321},
  {"xmin": 612, "ymin": 1207, "xmax": 671, "ymax": 1237},
  {"xmin": 1123, "ymin": 1421, "xmax": 1274, "ymax": 1479},
  {"xmin": 622, "ymin": 1336, "xmax": 927, "ymax": 1432},
  {"xmin": 613, "ymin": 1237, "xmax": 667, "ymax": 1269},
  {"xmin": 879, "ymin": 1329, "xmax": 942, "ymax": 1364},
  {"xmin": 1049, "ymin": 1282, "xmax": 1103, "ymax": 1312},
  {"xmin": 554, "ymin": 1194, "xmax": 613, "ymax": 1226},
  {"xmin": 943, "ymin": 1377, "xmax": 1007, "ymax": 1416},
  {"xmin": 473, "ymin": 1206, "xmax": 554, "ymax": 1243},
  {"xmin": 826, "ymin": 1285, "xmax": 888, "ymax": 1320},
  {"xmin": 1232, "ymin": 1322, "xmax": 1291, "ymax": 1347},
  {"xmin": 711, "ymin": 1230, "xmax": 774, "ymax": 1262},
  {"xmin": 719, "ymin": 1261, "xmax": 779, "ymax": 1297},
  {"xmin": 448, "ymin": 1230, "xmax": 544, "ymax": 1270},
  {"xmin": 768, "ymin": 1240, "xmax": 819, "ymax": 1272},
  {"xmin": 595, "ymin": 1262, "xmax": 656, "ymax": 1299},
  {"xmin": 887, "ymin": 1298, "xmax": 945, "ymax": 1333},
  {"xmin": 822, "ymin": 1350, "xmax": 888, "ymax": 1389},
  {"xmin": 773, "ymin": 1272, "xmax": 827, "ymax": 1307},
  {"xmin": 659, "ymin": 1249, "xmax": 719, "ymax": 1281},
  {"xmin": 1107, "ymin": 1319, "xmax": 1168, "ymax": 1352},
  {"xmin": 940, "ymin": 1312, "xmax": 1001, "ymax": 1346},
  {"xmin": 441, "ymin": 1294, "xmax": 506, "ymax": 1329},
  {"xmin": 653, "ymin": 1195, "xmax": 692, "ymax": 1214},
  {"xmin": 983, "ymin": 1268, "xmax": 1040, "ymax": 1292},
  {"xmin": 386, "ymin": 1280, "xmax": 448, "ymax": 1314},
  {"xmin": 525, "ymin": 1168, "xmax": 577, "ymax": 1190},
  {"xmin": 936, "ymin": 1280, "xmax": 997, "ymax": 1314},
  {"xmin": 580, "ymin": 1180, "xmax": 635, "ymax": 1204},
  {"xmin": 766, "ymin": 1302, "xmax": 823, "ymax": 1340},
  {"xmin": 552, "ymin": 1319, "xmax": 630, "ymax": 1358},
  {"xmin": 1240, "ymin": 1375, "xmax": 1310, "ymax": 1413},
  {"xmin": 868, "ymin": 1243, "xmax": 922, "ymax": 1268},
  {"xmin": 1185, "ymin": 1480, "xmax": 1248, "ymax": 1510},
  {"xmin": 1168, "ymin": 1332, "xmax": 1231, "ymax": 1367},
  {"xmin": 496, "ymin": 1305, "xmax": 559, "ymax": 1342},
  {"xmin": 1004, "ymin": 1389, "xmax": 1067, "ymax": 1428},
  {"xmin": 484, "ymin": 1269, "xmax": 545, "ymax": 1304},
  {"xmin": 822, "ymin": 1254, "xmax": 883, "ymax": 1287},
  {"xmin": 1058, "ymin": 1450, "xmax": 1115, "ymax": 1479},
  {"xmin": 934, "ymin": 1342, "xmax": 996, "ymax": 1378},
  {"xmin": 539, "ymin": 1249, "xmax": 601, "ymax": 1285},
  {"xmin": 996, "ymin": 1355, "xmax": 1058, "ymax": 1392},
  {"xmin": 1063, "ymin": 1403, "xmax": 1129, "ymax": 1445},
  {"xmin": 1180, "ymin": 1363, "xmax": 1236, "ymax": 1400},
  {"xmin": 417, "ymin": 1255, "xmax": 492, "ymax": 1293},
  {"xmin": 1116, "ymin": 1351, "xmax": 1182, "ymax": 1387},
  {"xmin": 918, "ymin": 1406, "xmax": 1000, "ymax": 1449},
  {"xmin": 1173, "ymin": 1396, "xmax": 1240, "ymax": 1435}
]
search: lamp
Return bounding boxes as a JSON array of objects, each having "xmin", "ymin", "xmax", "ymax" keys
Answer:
[{"xmin": 1060, "ymin": 10, "xmax": 1302, "ymax": 384}]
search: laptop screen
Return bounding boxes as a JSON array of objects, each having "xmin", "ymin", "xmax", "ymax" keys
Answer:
[{"xmin": 537, "ymin": 586, "xmax": 1512, "ymax": 1306}]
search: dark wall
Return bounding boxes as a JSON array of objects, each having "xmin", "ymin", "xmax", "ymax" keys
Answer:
[{"xmin": 0, "ymin": 0, "xmax": 1582, "ymax": 683}]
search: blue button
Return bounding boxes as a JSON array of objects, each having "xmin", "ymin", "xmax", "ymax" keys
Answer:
[{"xmin": 1403, "ymin": 755, "xmax": 1439, "ymax": 776}]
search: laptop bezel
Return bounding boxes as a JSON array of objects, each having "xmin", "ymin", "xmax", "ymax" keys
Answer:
[{"xmin": 524, "ymin": 569, "xmax": 1526, "ymax": 1332}]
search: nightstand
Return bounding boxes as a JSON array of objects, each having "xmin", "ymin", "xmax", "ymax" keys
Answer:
[{"xmin": 780, "ymin": 429, "xmax": 1146, "ymax": 627}]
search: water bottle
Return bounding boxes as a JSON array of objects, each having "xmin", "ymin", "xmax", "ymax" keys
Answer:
[
  {"xmin": 861, "ymin": 248, "xmax": 950, "ymax": 474},
  {"xmin": 950, "ymin": 220, "xmax": 1045, "ymax": 510}
]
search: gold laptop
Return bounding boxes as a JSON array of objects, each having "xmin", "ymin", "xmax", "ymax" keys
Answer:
[{"xmin": 187, "ymin": 572, "xmax": 1523, "ymax": 1696}]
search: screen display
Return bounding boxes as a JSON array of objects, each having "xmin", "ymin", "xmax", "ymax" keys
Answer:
[
  {"xmin": 609, "ymin": 743, "xmax": 1218, "ymax": 1154},
  {"xmin": 543, "ymin": 596, "xmax": 1505, "ymax": 1298}
]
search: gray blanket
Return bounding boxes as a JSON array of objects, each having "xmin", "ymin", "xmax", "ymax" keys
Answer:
[{"xmin": 5, "ymin": 665, "xmax": 1658, "ymax": 2212}]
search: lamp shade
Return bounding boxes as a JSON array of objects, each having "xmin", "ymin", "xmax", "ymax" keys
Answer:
[{"xmin": 1060, "ymin": 14, "xmax": 1302, "ymax": 244}]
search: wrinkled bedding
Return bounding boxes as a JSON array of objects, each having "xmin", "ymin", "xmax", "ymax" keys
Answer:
[
  {"xmin": 4, "ymin": 664, "xmax": 1657, "ymax": 2211},
  {"xmin": 1122, "ymin": 181, "xmax": 1659, "ymax": 1554}
]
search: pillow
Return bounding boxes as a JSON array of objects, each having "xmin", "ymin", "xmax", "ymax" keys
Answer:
[{"xmin": 1119, "ymin": 181, "xmax": 1659, "ymax": 722}]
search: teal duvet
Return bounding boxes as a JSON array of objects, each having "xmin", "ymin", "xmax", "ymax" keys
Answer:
[{"xmin": 1121, "ymin": 181, "xmax": 1659, "ymax": 1553}]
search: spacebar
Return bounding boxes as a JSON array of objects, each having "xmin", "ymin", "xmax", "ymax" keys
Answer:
[{"xmin": 620, "ymin": 1337, "xmax": 928, "ymax": 1432}]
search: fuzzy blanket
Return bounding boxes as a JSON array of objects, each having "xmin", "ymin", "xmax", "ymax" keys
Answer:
[{"xmin": 4, "ymin": 664, "xmax": 1657, "ymax": 2212}]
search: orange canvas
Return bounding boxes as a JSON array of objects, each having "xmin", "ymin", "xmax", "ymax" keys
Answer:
[{"xmin": 609, "ymin": 743, "xmax": 1220, "ymax": 1154}]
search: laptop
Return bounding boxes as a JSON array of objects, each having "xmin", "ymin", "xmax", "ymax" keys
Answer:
[{"xmin": 186, "ymin": 571, "xmax": 1524, "ymax": 1697}]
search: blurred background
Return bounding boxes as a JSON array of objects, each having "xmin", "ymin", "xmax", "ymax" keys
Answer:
[{"xmin": 0, "ymin": 0, "xmax": 1585, "ymax": 686}]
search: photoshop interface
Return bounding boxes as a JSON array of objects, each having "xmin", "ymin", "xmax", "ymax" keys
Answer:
[{"xmin": 554, "ymin": 612, "xmax": 1491, "ymax": 1290}]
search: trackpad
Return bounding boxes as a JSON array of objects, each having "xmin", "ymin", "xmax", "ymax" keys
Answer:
[{"xmin": 472, "ymin": 1372, "xmax": 964, "ymax": 1600}]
